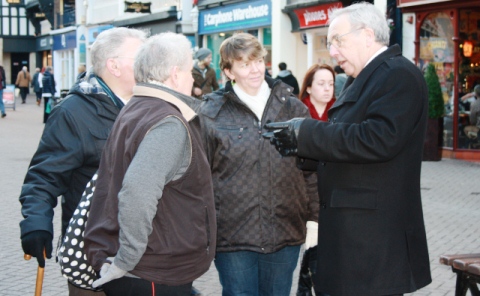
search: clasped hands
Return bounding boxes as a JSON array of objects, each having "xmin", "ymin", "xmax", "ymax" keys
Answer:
[{"xmin": 262, "ymin": 118, "xmax": 304, "ymax": 157}]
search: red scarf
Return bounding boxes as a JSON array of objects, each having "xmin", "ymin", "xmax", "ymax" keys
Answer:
[{"xmin": 302, "ymin": 96, "xmax": 336, "ymax": 121}]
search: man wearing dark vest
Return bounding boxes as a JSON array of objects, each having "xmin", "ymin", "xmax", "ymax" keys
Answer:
[{"xmin": 84, "ymin": 32, "xmax": 216, "ymax": 295}]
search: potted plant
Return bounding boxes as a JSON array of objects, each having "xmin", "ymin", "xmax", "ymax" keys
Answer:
[{"xmin": 423, "ymin": 63, "xmax": 444, "ymax": 161}]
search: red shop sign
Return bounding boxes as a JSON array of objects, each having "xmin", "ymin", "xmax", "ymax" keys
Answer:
[{"xmin": 293, "ymin": 2, "xmax": 343, "ymax": 29}]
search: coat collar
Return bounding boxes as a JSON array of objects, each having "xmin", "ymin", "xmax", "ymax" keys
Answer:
[
  {"xmin": 331, "ymin": 44, "xmax": 402, "ymax": 110},
  {"xmin": 201, "ymin": 75, "xmax": 291, "ymax": 120},
  {"xmin": 133, "ymin": 84, "xmax": 197, "ymax": 121}
]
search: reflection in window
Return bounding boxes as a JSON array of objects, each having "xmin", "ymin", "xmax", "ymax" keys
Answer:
[{"xmin": 419, "ymin": 12, "xmax": 455, "ymax": 148}]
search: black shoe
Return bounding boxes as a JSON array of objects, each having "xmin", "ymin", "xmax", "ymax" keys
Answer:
[
  {"xmin": 1, "ymin": 113, "xmax": 6, "ymax": 118},
  {"xmin": 21, "ymin": 101, "xmax": 25, "ymax": 104}
]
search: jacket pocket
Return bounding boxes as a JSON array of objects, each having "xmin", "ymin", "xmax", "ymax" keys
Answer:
[
  {"xmin": 89, "ymin": 127, "xmax": 110, "ymax": 158},
  {"xmin": 330, "ymin": 188, "xmax": 378, "ymax": 210}
]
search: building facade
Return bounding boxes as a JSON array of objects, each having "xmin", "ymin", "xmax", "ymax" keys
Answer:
[{"xmin": 399, "ymin": 0, "xmax": 480, "ymax": 160}]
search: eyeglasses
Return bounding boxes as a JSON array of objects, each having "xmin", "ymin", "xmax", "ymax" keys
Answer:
[
  {"xmin": 327, "ymin": 28, "xmax": 363, "ymax": 51},
  {"xmin": 111, "ymin": 56, "xmax": 135, "ymax": 60}
]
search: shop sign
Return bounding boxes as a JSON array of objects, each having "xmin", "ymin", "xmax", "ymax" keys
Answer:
[
  {"xmin": 36, "ymin": 36, "xmax": 53, "ymax": 51},
  {"xmin": 124, "ymin": 1, "xmax": 151, "ymax": 13},
  {"xmin": 199, "ymin": 0, "xmax": 271, "ymax": 35},
  {"xmin": 6, "ymin": 0, "xmax": 24, "ymax": 5},
  {"xmin": 397, "ymin": 0, "xmax": 452, "ymax": 8},
  {"xmin": 293, "ymin": 2, "xmax": 342, "ymax": 29},
  {"xmin": 53, "ymin": 31, "xmax": 77, "ymax": 51}
]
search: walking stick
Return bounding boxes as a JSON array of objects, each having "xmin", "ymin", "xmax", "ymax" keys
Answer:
[{"xmin": 24, "ymin": 249, "xmax": 46, "ymax": 296}]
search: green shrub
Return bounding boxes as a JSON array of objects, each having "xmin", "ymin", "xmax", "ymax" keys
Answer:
[{"xmin": 424, "ymin": 63, "xmax": 444, "ymax": 119}]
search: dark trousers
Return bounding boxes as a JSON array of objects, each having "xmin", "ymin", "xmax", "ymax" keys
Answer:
[
  {"xmin": 20, "ymin": 87, "xmax": 28, "ymax": 102},
  {"xmin": 35, "ymin": 91, "xmax": 42, "ymax": 101},
  {"xmin": 68, "ymin": 282, "xmax": 106, "ymax": 296},
  {"xmin": 102, "ymin": 277, "xmax": 192, "ymax": 296}
]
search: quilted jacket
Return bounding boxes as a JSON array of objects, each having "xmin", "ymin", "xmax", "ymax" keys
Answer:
[{"xmin": 199, "ymin": 76, "xmax": 319, "ymax": 254}]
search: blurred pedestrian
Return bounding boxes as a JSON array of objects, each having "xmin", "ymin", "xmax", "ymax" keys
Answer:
[
  {"xmin": 275, "ymin": 62, "xmax": 299, "ymax": 96},
  {"xmin": 333, "ymin": 65, "xmax": 347, "ymax": 98},
  {"xmin": 41, "ymin": 66, "xmax": 56, "ymax": 123},
  {"xmin": 32, "ymin": 68, "xmax": 43, "ymax": 106},
  {"xmin": 0, "ymin": 64, "xmax": 6, "ymax": 118},
  {"xmin": 192, "ymin": 48, "xmax": 219, "ymax": 99},
  {"xmin": 15, "ymin": 66, "xmax": 31, "ymax": 104},
  {"xmin": 19, "ymin": 27, "xmax": 147, "ymax": 296}
]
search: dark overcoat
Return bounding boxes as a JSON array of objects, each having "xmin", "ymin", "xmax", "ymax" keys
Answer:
[{"xmin": 297, "ymin": 45, "xmax": 432, "ymax": 295}]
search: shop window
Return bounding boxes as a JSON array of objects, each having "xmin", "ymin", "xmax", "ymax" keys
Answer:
[
  {"xmin": 458, "ymin": 9, "xmax": 480, "ymax": 150},
  {"xmin": 419, "ymin": 12, "xmax": 455, "ymax": 148}
]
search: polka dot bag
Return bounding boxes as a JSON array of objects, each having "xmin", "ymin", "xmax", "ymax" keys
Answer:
[{"xmin": 57, "ymin": 173, "xmax": 101, "ymax": 290}]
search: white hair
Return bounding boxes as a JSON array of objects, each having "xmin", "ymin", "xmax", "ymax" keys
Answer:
[
  {"xmin": 134, "ymin": 32, "xmax": 193, "ymax": 83},
  {"xmin": 329, "ymin": 2, "xmax": 390, "ymax": 46},
  {"xmin": 90, "ymin": 27, "xmax": 147, "ymax": 76}
]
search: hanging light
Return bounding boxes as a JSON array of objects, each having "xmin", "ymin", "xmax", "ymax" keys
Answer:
[{"xmin": 463, "ymin": 41, "xmax": 473, "ymax": 57}]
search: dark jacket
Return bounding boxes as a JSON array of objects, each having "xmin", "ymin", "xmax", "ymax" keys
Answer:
[
  {"xmin": 298, "ymin": 45, "xmax": 431, "ymax": 295},
  {"xmin": 0, "ymin": 66, "xmax": 6, "ymax": 89},
  {"xmin": 19, "ymin": 75, "xmax": 121, "ymax": 239},
  {"xmin": 276, "ymin": 71, "xmax": 299, "ymax": 95},
  {"xmin": 199, "ymin": 77, "xmax": 319, "ymax": 254},
  {"xmin": 32, "ymin": 72, "xmax": 42, "ymax": 93},
  {"xmin": 85, "ymin": 85, "xmax": 216, "ymax": 285},
  {"xmin": 41, "ymin": 71, "xmax": 56, "ymax": 96},
  {"xmin": 192, "ymin": 64, "xmax": 219, "ymax": 99}
]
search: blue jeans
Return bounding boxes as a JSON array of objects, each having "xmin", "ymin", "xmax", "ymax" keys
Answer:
[{"xmin": 215, "ymin": 245, "xmax": 301, "ymax": 296}]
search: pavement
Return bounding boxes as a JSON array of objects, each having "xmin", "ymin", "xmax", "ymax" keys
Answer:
[{"xmin": 1, "ymin": 94, "xmax": 480, "ymax": 296}]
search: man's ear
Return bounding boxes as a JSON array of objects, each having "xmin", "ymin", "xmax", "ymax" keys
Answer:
[
  {"xmin": 364, "ymin": 28, "xmax": 376, "ymax": 47},
  {"xmin": 106, "ymin": 58, "xmax": 121, "ymax": 77},
  {"xmin": 170, "ymin": 66, "xmax": 179, "ymax": 89}
]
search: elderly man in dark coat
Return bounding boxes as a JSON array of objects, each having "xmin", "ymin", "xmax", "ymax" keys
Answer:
[{"xmin": 265, "ymin": 3, "xmax": 431, "ymax": 296}]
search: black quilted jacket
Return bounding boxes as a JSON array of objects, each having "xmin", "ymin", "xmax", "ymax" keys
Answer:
[{"xmin": 199, "ymin": 76, "xmax": 319, "ymax": 254}]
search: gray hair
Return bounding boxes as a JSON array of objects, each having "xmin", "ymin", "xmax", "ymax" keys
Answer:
[
  {"xmin": 134, "ymin": 32, "xmax": 193, "ymax": 83},
  {"xmin": 90, "ymin": 27, "xmax": 147, "ymax": 76},
  {"xmin": 329, "ymin": 2, "xmax": 390, "ymax": 46},
  {"xmin": 45, "ymin": 66, "xmax": 52, "ymax": 72}
]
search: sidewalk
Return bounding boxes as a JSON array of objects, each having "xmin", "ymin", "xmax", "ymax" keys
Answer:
[{"xmin": 1, "ymin": 95, "xmax": 479, "ymax": 295}]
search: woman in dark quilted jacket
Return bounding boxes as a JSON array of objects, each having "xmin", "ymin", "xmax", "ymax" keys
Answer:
[{"xmin": 199, "ymin": 32, "xmax": 319, "ymax": 296}]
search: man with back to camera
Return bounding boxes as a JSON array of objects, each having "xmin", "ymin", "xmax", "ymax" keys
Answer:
[
  {"xmin": 19, "ymin": 27, "xmax": 147, "ymax": 296},
  {"xmin": 264, "ymin": 3, "xmax": 431, "ymax": 295},
  {"xmin": 275, "ymin": 62, "xmax": 300, "ymax": 96}
]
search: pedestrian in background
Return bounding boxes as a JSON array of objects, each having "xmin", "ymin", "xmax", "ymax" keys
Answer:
[
  {"xmin": 192, "ymin": 48, "xmax": 219, "ymax": 99},
  {"xmin": 275, "ymin": 62, "xmax": 299, "ymax": 96},
  {"xmin": 299, "ymin": 64, "xmax": 336, "ymax": 121},
  {"xmin": 265, "ymin": 3, "xmax": 431, "ymax": 295},
  {"xmin": 41, "ymin": 66, "xmax": 56, "ymax": 123},
  {"xmin": 199, "ymin": 32, "xmax": 319, "ymax": 296},
  {"xmin": 32, "ymin": 68, "xmax": 43, "ymax": 106},
  {"xmin": 19, "ymin": 27, "xmax": 147, "ymax": 296},
  {"xmin": 15, "ymin": 66, "xmax": 31, "ymax": 104},
  {"xmin": 0, "ymin": 64, "xmax": 6, "ymax": 118},
  {"xmin": 84, "ymin": 32, "xmax": 216, "ymax": 295},
  {"xmin": 333, "ymin": 65, "xmax": 347, "ymax": 98}
]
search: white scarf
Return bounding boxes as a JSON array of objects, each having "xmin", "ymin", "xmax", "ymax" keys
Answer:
[{"xmin": 233, "ymin": 81, "xmax": 271, "ymax": 120}]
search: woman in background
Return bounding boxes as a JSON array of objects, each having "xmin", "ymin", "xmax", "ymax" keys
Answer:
[
  {"xmin": 41, "ymin": 66, "xmax": 56, "ymax": 123},
  {"xmin": 299, "ymin": 64, "xmax": 336, "ymax": 121}
]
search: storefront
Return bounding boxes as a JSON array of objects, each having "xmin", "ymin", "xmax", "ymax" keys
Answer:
[
  {"xmin": 198, "ymin": 0, "xmax": 272, "ymax": 85},
  {"xmin": 399, "ymin": 0, "xmax": 480, "ymax": 160},
  {"xmin": 35, "ymin": 35, "xmax": 53, "ymax": 69},
  {"xmin": 52, "ymin": 28, "xmax": 76, "ymax": 95},
  {"xmin": 283, "ymin": 1, "xmax": 343, "ymax": 70}
]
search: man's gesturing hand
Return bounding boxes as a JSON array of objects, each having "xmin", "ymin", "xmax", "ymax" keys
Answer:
[{"xmin": 262, "ymin": 118, "xmax": 304, "ymax": 157}]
